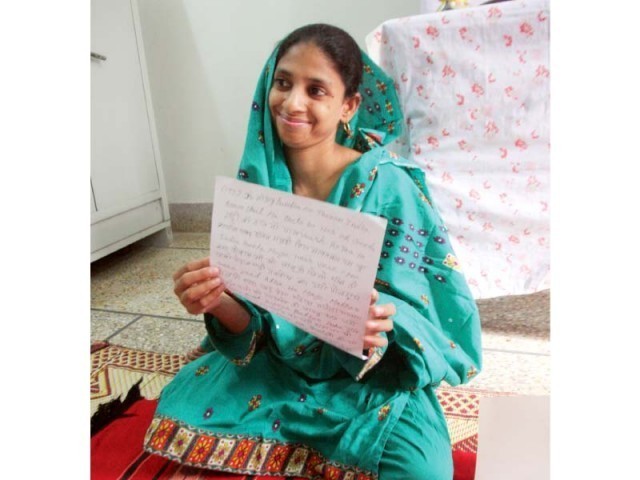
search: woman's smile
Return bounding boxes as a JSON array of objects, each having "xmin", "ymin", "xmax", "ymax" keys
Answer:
[{"xmin": 276, "ymin": 113, "xmax": 312, "ymax": 128}]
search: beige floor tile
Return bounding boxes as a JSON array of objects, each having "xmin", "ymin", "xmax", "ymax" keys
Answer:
[
  {"xmin": 108, "ymin": 316, "xmax": 206, "ymax": 355},
  {"xmin": 463, "ymin": 350, "xmax": 550, "ymax": 396},
  {"xmin": 477, "ymin": 289, "xmax": 550, "ymax": 339},
  {"xmin": 482, "ymin": 332, "xmax": 550, "ymax": 355},
  {"xmin": 91, "ymin": 245, "xmax": 207, "ymax": 319},
  {"xmin": 91, "ymin": 310, "xmax": 140, "ymax": 342},
  {"xmin": 169, "ymin": 232, "xmax": 211, "ymax": 250}
]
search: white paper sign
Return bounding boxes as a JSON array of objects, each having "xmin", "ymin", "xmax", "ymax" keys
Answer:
[{"xmin": 210, "ymin": 176, "xmax": 387, "ymax": 358}]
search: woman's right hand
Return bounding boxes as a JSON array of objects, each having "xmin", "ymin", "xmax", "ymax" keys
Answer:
[{"xmin": 173, "ymin": 257, "xmax": 227, "ymax": 315}]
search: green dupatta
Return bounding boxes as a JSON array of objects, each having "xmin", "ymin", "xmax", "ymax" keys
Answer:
[{"xmin": 225, "ymin": 44, "xmax": 482, "ymax": 388}]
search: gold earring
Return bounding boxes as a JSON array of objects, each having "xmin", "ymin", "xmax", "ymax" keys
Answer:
[{"xmin": 343, "ymin": 121, "xmax": 353, "ymax": 138}]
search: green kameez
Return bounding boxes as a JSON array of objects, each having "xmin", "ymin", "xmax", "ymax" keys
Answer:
[{"xmin": 143, "ymin": 44, "xmax": 482, "ymax": 480}]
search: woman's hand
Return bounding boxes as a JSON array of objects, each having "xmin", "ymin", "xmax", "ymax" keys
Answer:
[
  {"xmin": 364, "ymin": 289, "xmax": 395, "ymax": 351},
  {"xmin": 173, "ymin": 257, "xmax": 227, "ymax": 315}
]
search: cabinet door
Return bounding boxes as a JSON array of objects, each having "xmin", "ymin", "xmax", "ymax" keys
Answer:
[{"xmin": 91, "ymin": 0, "xmax": 160, "ymax": 218}]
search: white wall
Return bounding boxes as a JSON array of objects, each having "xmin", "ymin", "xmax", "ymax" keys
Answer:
[{"xmin": 137, "ymin": 0, "xmax": 420, "ymax": 204}]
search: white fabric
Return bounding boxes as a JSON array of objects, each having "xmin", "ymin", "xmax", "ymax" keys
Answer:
[
  {"xmin": 366, "ymin": 0, "xmax": 549, "ymax": 299},
  {"xmin": 420, "ymin": 0, "xmax": 491, "ymax": 14}
]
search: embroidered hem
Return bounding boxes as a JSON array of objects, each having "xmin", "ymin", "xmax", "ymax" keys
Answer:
[
  {"xmin": 144, "ymin": 414, "xmax": 377, "ymax": 480},
  {"xmin": 230, "ymin": 331, "xmax": 262, "ymax": 367}
]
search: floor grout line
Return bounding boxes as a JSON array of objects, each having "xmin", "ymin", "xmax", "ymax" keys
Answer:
[
  {"xmin": 93, "ymin": 308, "xmax": 549, "ymax": 357},
  {"xmin": 92, "ymin": 308, "xmax": 202, "ymax": 323},
  {"xmin": 104, "ymin": 315, "xmax": 144, "ymax": 342}
]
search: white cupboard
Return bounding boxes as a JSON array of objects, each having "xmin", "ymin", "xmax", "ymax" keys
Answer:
[{"xmin": 91, "ymin": 0, "xmax": 171, "ymax": 261}]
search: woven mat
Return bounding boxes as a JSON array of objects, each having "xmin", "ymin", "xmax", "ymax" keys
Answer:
[{"xmin": 90, "ymin": 342, "xmax": 509, "ymax": 453}]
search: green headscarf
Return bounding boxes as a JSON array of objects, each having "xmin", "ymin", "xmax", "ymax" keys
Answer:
[{"xmin": 236, "ymin": 44, "xmax": 404, "ymax": 192}]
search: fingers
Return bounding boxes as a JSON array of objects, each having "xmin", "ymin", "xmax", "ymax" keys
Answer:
[
  {"xmin": 181, "ymin": 281, "xmax": 225, "ymax": 315},
  {"xmin": 198, "ymin": 282, "xmax": 227, "ymax": 309},
  {"xmin": 370, "ymin": 288, "xmax": 379, "ymax": 305},
  {"xmin": 363, "ymin": 318, "xmax": 393, "ymax": 349},
  {"xmin": 364, "ymin": 334, "xmax": 388, "ymax": 349},
  {"xmin": 172, "ymin": 258, "xmax": 224, "ymax": 315},
  {"xmin": 369, "ymin": 302, "xmax": 396, "ymax": 319},
  {"xmin": 174, "ymin": 266, "xmax": 220, "ymax": 297},
  {"xmin": 180, "ymin": 276, "xmax": 222, "ymax": 306},
  {"xmin": 365, "ymin": 319, "xmax": 393, "ymax": 334},
  {"xmin": 363, "ymin": 299, "xmax": 395, "ymax": 351}
]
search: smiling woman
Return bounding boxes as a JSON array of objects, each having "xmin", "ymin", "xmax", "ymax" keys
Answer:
[{"xmin": 144, "ymin": 23, "xmax": 482, "ymax": 480}]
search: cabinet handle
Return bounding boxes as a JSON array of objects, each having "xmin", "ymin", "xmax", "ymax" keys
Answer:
[{"xmin": 91, "ymin": 52, "xmax": 107, "ymax": 62}]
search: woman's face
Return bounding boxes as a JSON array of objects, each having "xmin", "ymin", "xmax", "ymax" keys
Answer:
[{"xmin": 268, "ymin": 42, "xmax": 359, "ymax": 152}]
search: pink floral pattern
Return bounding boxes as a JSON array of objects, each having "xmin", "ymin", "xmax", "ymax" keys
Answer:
[{"xmin": 367, "ymin": 0, "xmax": 550, "ymax": 298}]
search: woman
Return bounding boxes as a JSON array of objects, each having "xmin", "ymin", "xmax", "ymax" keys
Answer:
[{"xmin": 144, "ymin": 24, "xmax": 482, "ymax": 480}]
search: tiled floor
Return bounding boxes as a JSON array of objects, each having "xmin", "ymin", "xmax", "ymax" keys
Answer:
[{"xmin": 91, "ymin": 232, "xmax": 550, "ymax": 395}]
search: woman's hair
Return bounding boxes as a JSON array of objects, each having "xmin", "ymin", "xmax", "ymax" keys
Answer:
[{"xmin": 275, "ymin": 24, "xmax": 363, "ymax": 98}]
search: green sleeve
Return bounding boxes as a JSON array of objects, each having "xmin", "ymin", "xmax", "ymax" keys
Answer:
[
  {"xmin": 377, "ymin": 291, "xmax": 480, "ymax": 389},
  {"xmin": 337, "ymin": 162, "xmax": 482, "ymax": 388},
  {"xmin": 331, "ymin": 332, "xmax": 391, "ymax": 382},
  {"xmin": 203, "ymin": 293, "xmax": 265, "ymax": 366}
]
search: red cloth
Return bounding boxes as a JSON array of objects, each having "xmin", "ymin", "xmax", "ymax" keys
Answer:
[
  {"xmin": 453, "ymin": 450, "xmax": 477, "ymax": 480},
  {"xmin": 91, "ymin": 399, "xmax": 475, "ymax": 479},
  {"xmin": 91, "ymin": 399, "xmax": 159, "ymax": 480}
]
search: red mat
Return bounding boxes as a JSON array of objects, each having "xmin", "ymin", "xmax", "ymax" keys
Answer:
[{"xmin": 91, "ymin": 398, "xmax": 476, "ymax": 480}]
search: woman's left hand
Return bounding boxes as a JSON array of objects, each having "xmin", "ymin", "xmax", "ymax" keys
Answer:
[{"xmin": 364, "ymin": 289, "xmax": 395, "ymax": 351}]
